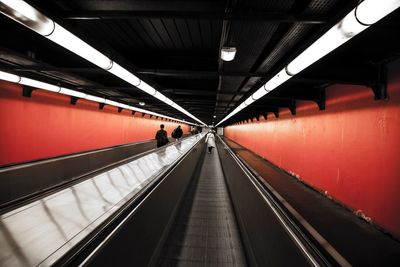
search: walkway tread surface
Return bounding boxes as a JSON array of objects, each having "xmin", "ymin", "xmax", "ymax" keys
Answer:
[
  {"xmin": 223, "ymin": 137, "xmax": 400, "ymax": 266},
  {"xmin": 158, "ymin": 146, "xmax": 247, "ymax": 266}
]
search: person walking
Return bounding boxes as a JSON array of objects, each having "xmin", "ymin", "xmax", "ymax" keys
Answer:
[
  {"xmin": 205, "ymin": 130, "xmax": 216, "ymax": 154},
  {"xmin": 155, "ymin": 124, "xmax": 169, "ymax": 148},
  {"xmin": 172, "ymin": 125, "xmax": 183, "ymax": 141}
]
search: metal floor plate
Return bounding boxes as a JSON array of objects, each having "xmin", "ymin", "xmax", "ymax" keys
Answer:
[{"xmin": 158, "ymin": 146, "xmax": 247, "ymax": 266}]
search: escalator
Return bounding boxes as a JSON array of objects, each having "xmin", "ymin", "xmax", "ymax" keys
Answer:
[
  {"xmin": 157, "ymin": 146, "xmax": 247, "ymax": 265},
  {"xmin": 1, "ymin": 133, "xmax": 345, "ymax": 266},
  {"xmin": 76, "ymin": 137, "xmax": 338, "ymax": 267}
]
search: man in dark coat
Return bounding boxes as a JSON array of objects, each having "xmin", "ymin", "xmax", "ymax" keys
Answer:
[
  {"xmin": 172, "ymin": 125, "xmax": 183, "ymax": 141},
  {"xmin": 155, "ymin": 124, "xmax": 169, "ymax": 148}
]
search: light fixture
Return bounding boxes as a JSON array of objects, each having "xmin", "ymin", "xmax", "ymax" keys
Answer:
[
  {"xmin": 213, "ymin": 115, "xmax": 216, "ymax": 118},
  {"xmin": 0, "ymin": 0, "xmax": 54, "ymax": 35},
  {"xmin": 85, "ymin": 95, "xmax": 106, "ymax": 103},
  {"xmin": 244, "ymin": 97, "xmax": 255, "ymax": 106},
  {"xmin": 0, "ymin": 70, "xmax": 198, "ymax": 126},
  {"xmin": 139, "ymin": 101, "xmax": 145, "ymax": 106},
  {"xmin": 221, "ymin": 47, "xmax": 237, "ymax": 61},
  {"xmin": 356, "ymin": 0, "xmax": 400, "ymax": 25},
  {"xmin": 153, "ymin": 91, "xmax": 167, "ymax": 102},
  {"xmin": 216, "ymin": 0, "xmax": 400, "ymax": 126},
  {"xmin": 108, "ymin": 63, "xmax": 141, "ymax": 85},
  {"xmin": 59, "ymin": 87, "xmax": 87, "ymax": 98},
  {"xmin": 251, "ymin": 86, "xmax": 267, "ymax": 100},
  {"xmin": 46, "ymin": 23, "xmax": 113, "ymax": 70},
  {"xmin": 19, "ymin": 77, "xmax": 60, "ymax": 92},
  {"xmin": 0, "ymin": 0, "xmax": 207, "ymax": 126},
  {"xmin": 0, "ymin": 70, "xmax": 21, "ymax": 83}
]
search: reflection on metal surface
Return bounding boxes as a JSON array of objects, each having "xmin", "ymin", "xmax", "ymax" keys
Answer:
[{"xmin": 0, "ymin": 134, "xmax": 203, "ymax": 267}]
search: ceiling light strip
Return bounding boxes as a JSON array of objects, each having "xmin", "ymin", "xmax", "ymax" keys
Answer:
[
  {"xmin": 0, "ymin": 70, "xmax": 198, "ymax": 126},
  {"xmin": 216, "ymin": 0, "xmax": 400, "ymax": 126},
  {"xmin": 0, "ymin": 0, "xmax": 206, "ymax": 126}
]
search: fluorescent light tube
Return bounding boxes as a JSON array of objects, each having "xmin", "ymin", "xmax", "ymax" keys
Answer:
[
  {"xmin": 251, "ymin": 87, "xmax": 267, "ymax": 100},
  {"xmin": 136, "ymin": 81, "xmax": 157, "ymax": 95},
  {"xmin": 0, "ymin": 0, "xmax": 54, "ymax": 35},
  {"xmin": 0, "ymin": 0, "xmax": 208, "ymax": 126},
  {"xmin": 47, "ymin": 23, "xmax": 113, "ymax": 70},
  {"xmin": 221, "ymin": 47, "xmax": 237, "ymax": 61},
  {"xmin": 154, "ymin": 91, "xmax": 167, "ymax": 102},
  {"xmin": 59, "ymin": 88, "xmax": 87, "ymax": 98},
  {"xmin": 108, "ymin": 63, "xmax": 141, "ymax": 86},
  {"xmin": 85, "ymin": 95, "xmax": 106, "ymax": 103},
  {"xmin": 264, "ymin": 69, "xmax": 292, "ymax": 91},
  {"xmin": 104, "ymin": 99, "xmax": 120, "ymax": 107},
  {"xmin": 0, "ymin": 70, "xmax": 198, "ymax": 125},
  {"xmin": 218, "ymin": 0, "xmax": 400, "ymax": 126},
  {"xmin": 356, "ymin": 0, "xmax": 400, "ymax": 25},
  {"xmin": 0, "ymin": 70, "xmax": 21, "ymax": 83},
  {"xmin": 165, "ymin": 98, "xmax": 173, "ymax": 106},
  {"xmin": 244, "ymin": 97, "xmax": 255, "ymax": 106},
  {"xmin": 285, "ymin": 24, "xmax": 357, "ymax": 76},
  {"xmin": 284, "ymin": 0, "xmax": 400, "ymax": 76},
  {"xmin": 19, "ymin": 77, "xmax": 60, "ymax": 92}
]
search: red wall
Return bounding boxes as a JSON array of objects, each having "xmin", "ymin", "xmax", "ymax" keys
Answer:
[
  {"xmin": 0, "ymin": 81, "xmax": 190, "ymax": 166},
  {"xmin": 224, "ymin": 60, "xmax": 400, "ymax": 237}
]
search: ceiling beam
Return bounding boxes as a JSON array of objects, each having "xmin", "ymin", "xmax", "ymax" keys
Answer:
[{"xmin": 62, "ymin": 11, "xmax": 325, "ymax": 23}]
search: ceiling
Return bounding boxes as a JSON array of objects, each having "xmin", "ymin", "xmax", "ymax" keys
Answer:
[{"xmin": 0, "ymin": 0, "xmax": 399, "ymax": 125}]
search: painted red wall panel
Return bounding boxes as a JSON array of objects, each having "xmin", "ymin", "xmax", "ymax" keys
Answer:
[
  {"xmin": 0, "ymin": 81, "xmax": 190, "ymax": 166},
  {"xmin": 224, "ymin": 60, "xmax": 400, "ymax": 237}
]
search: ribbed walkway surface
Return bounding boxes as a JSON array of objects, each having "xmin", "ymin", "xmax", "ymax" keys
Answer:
[{"xmin": 158, "ymin": 147, "xmax": 247, "ymax": 266}]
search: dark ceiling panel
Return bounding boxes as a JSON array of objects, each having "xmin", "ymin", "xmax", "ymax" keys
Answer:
[
  {"xmin": 149, "ymin": 19, "xmax": 176, "ymax": 49},
  {"xmin": 174, "ymin": 19, "xmax": 194, "ymax": 49},
  {"xmin": 127, "ymin": 19, "xmax": 159, "ymax": 49},
  {"xmin": 162, "ymin": 19, "xmax": 185, "ymax": 49},
  {"xmin": 139, "ymin": 19, "xmax": 168, "ymax": 49},
  {"xmin": 186, "ymin": 19, "xmax": 203, "ymax": 49}
]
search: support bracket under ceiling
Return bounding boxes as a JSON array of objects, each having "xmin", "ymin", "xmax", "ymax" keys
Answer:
[
  {"xmin": 22, "ymin": 85, "xmax": 35, "ymax": 97},
  {"xmin": 289, "ymin": 99, "xmax": 296, "ymax": 115},
  {"xmin": 273, "ymin": 109, "xmax": 279, "ymax": 118},
  {"xmin": 70, "ymin": 96, "xmax": 79, "ymax": 105},
  {"xmin": 371, "ymin": 64, "xmax": 388, "ymax": 100},
  {"xmin": 316, "ymin": 87, "xmax": 326, "ymax": 110}
]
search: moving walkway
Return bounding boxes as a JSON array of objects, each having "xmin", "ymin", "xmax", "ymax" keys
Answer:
[{"xmin": 0, "ymin": 134, "xmax": 347, "ymax": 266}]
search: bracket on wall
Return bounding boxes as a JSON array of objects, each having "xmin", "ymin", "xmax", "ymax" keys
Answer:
[
  {"xmin": 70, "ymin": 96, "xmax": 79, "ymax": 105},
  {"xmin": 118, "ymin": 107, "xmax": 123, "ymax": 113},
  {"xmin": 273, "ymin": 109, "xmax": 279, "ymax": 118},
  {"xmin": 256, "ymin": 115, "xmax": 260, "ymax": 121},
  {"xmin": 371, "ymin": 64, "xmax": 388, "ymax": 100},
  {"xmin": 132, "ymin": 111, "xmax": 136, "ymax": 115},
  {"xmin": 150, "ymin": 115, "xmax": 153, "ymax": 118},
  {"xmin": 141, "ymin": 113, "xmax": 145, "ymax": 117},
  {"xmin": 262, "ymin": 113, "xmax": 268, "ymax": 120},
  {"xmin": 289, "ymin": 99, "xmax": 296, "ymax": 115},
  {"xmin": 99, "ymin": 102, "xmax": 106, "ymax": 109},
  {"xmin": 22, "ymin": 85, "xmax": 35, "ymax": 97},
  {"xmin": 316, "ymin": 87, "xmax": 326, "ymax": 110}
]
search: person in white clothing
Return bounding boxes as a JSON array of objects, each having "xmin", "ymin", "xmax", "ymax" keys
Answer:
[{"xmin": 205, "ymin": 130, "xmax": 216, "ymax": 154}]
